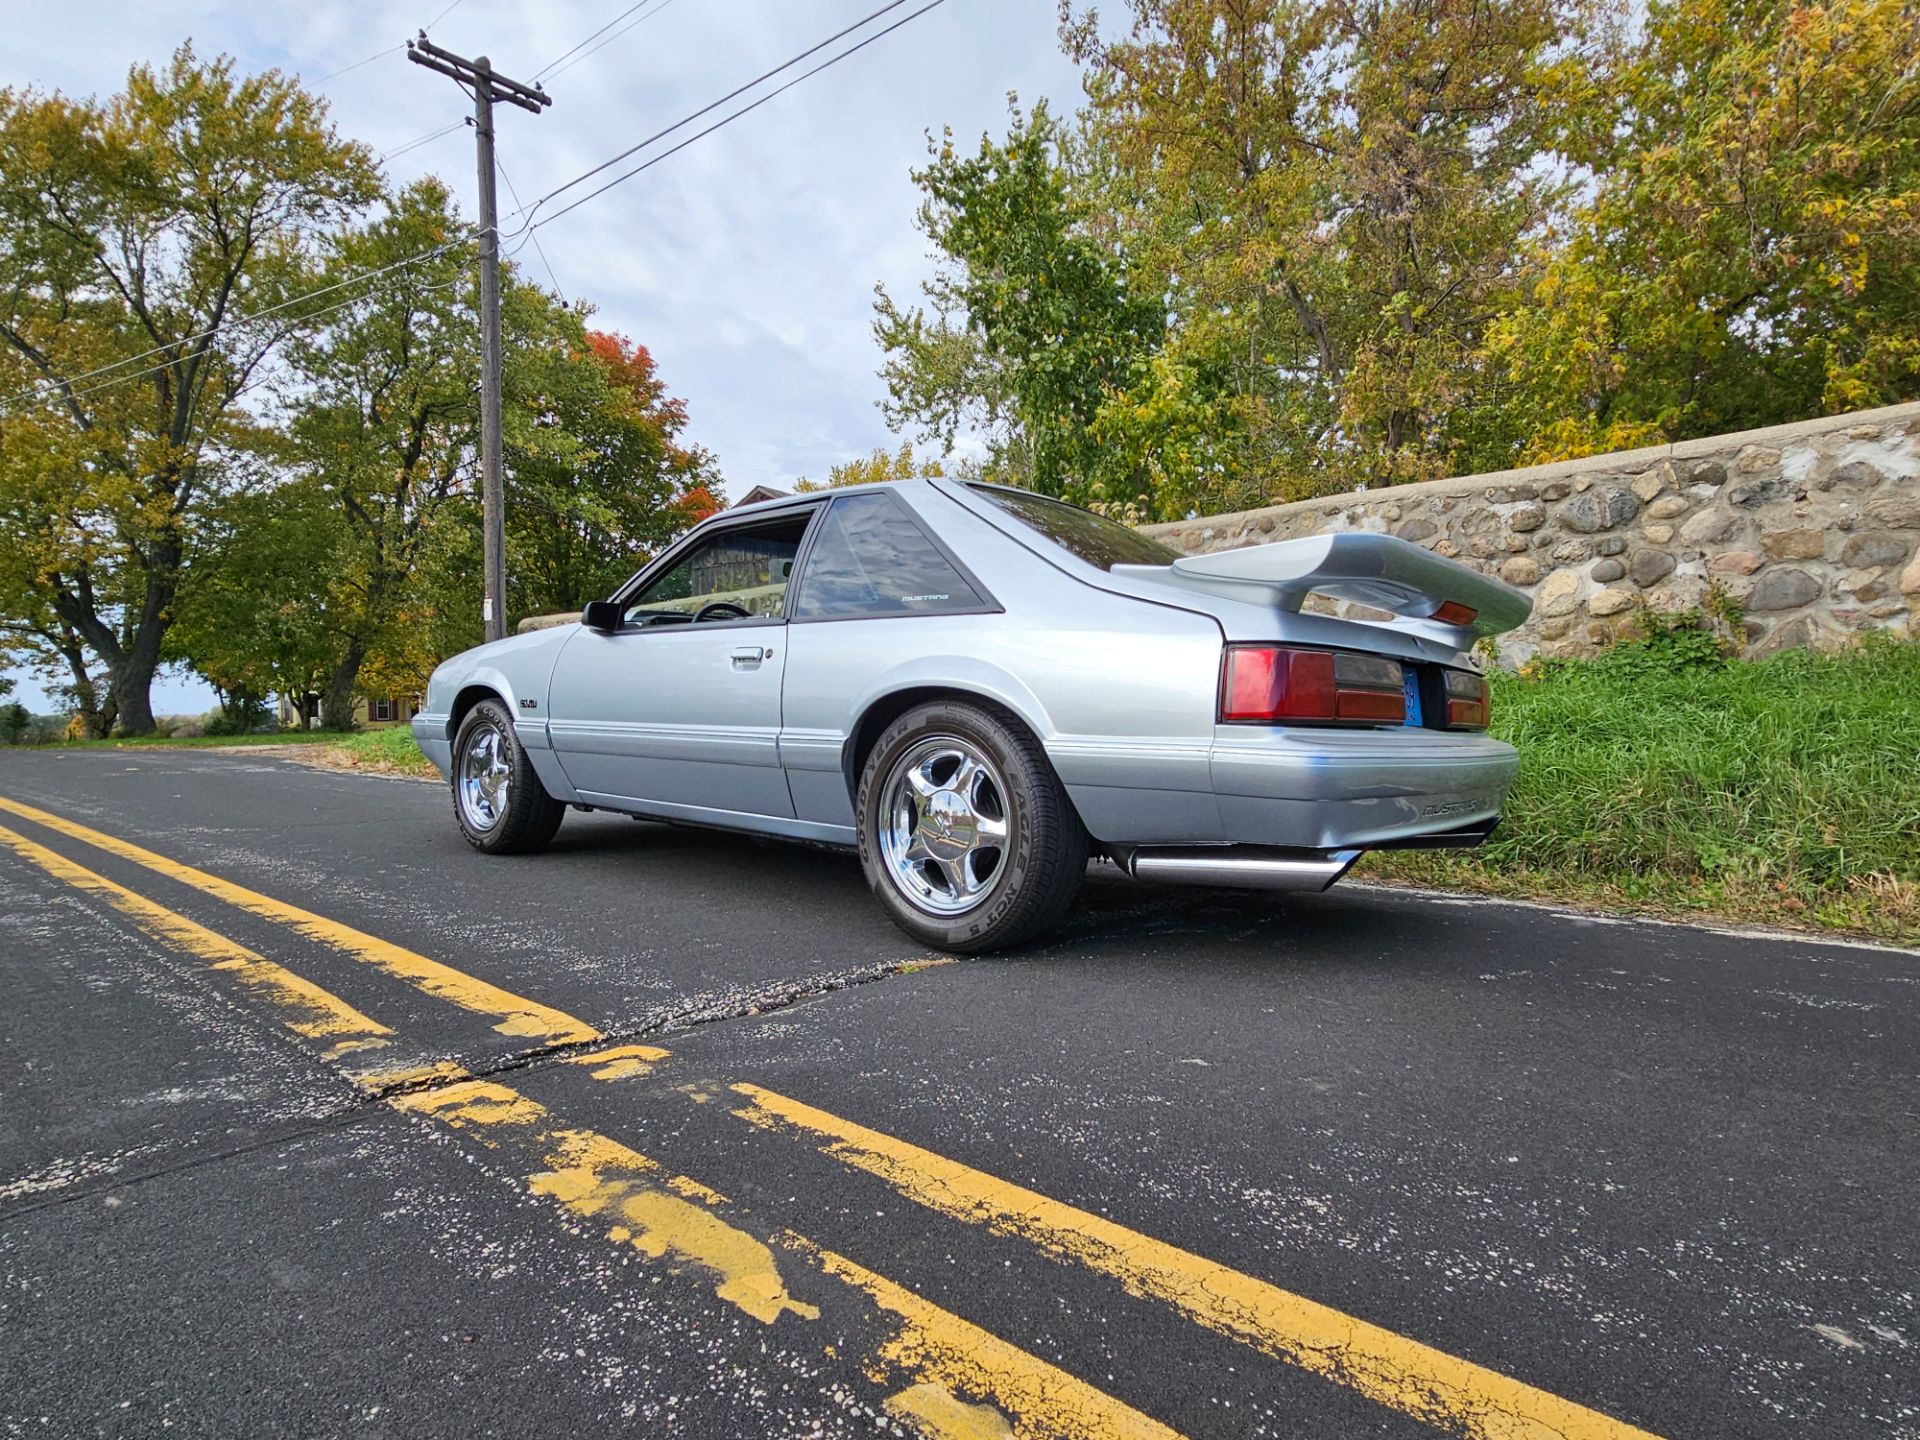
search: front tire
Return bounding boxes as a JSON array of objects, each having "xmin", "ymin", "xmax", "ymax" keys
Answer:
[
  {"xmin": 857, "ymin": 700, "xmax": 1086, "ymax": 953},
  {"xmin": 451, "ymin": 699, "xmax": 565, "ymax": 855}
]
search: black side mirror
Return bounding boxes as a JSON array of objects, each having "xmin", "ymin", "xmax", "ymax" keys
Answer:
[{"xmin": 580, "ymin": 599, "xmax": 622, "ymax": 633}]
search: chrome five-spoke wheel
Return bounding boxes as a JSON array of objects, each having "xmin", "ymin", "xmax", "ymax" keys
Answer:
[
  {"xmin": 458, "ymin": 720, "xmax": 513, "ymax": 831},
  {"xmin": 878, "ymin": 736, "xmax": 1010, "ymax": 916}
]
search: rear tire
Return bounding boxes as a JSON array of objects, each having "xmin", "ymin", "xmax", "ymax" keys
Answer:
[
  {"xmin": 451, "ymin": 698, "xmax": 565, "ymax": 855},
  {"xmin": 857, "ymin": 699, "xmax": 1086, "ymax": 953}
]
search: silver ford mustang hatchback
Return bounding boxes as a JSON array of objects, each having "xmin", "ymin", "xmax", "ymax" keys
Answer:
[{"xmin": 413, "ymin": 480, "xmax": 1530, "ymax": 952}]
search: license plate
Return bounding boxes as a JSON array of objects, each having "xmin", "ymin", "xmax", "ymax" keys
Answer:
[{"xmin": 1403, "ymin": 670, "xmax": 1424, "ymax": 727}]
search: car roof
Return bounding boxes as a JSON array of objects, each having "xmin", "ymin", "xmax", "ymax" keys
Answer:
[{"xmin": 709, "ymin": 477, "xmax": 938, "ymax": 526}]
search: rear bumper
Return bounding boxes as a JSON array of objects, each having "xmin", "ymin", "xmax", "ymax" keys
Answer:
[{"xmin": 1061, "ymin": 726, "xmax": 1517, "ymax": 851}]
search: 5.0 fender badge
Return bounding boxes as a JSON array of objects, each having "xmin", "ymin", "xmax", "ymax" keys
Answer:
[{"xmin": 519, "ymin": 698, "xmax": 539, "ymax": 709}]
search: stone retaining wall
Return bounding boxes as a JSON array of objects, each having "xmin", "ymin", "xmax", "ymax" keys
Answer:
[{"xmin": 1141, "ymin": 402, "xmax": 1920, "ymax": 661}]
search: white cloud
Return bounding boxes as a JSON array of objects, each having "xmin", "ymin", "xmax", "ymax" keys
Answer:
[
  {"xmin": 11, "ymin": 1, "xmax": 1082, "ymax": 489},
  {"xmin": 4, "ymin": 0, "xmax": 1082, "ymax": 710}
]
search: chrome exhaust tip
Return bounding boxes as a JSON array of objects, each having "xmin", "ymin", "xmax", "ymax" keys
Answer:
[{"xmin": 1113, "ymin": 845, "xmax": 1363, "ymax": 892}]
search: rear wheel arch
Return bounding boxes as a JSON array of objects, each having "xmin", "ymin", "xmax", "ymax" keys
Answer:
[{"xmin": 843, "ymin": 685, "xmax": 1054, "ymax": 808}]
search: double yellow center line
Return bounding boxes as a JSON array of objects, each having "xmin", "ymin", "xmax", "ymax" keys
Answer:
[{"xmin": 0, "ymin": 790, "xmax": 1663, "ymax": 1440}]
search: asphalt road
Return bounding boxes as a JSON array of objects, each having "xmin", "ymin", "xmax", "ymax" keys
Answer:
[{"xmin": 0, "ymin": 746, "xmax": 1914, "ymax": 1440}]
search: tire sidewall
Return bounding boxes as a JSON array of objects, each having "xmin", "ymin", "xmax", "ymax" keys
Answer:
[
  {"xmin": 451, "ymin": 698, "xmax": 550, "ymax": 853},
  {"xmin": 857, "ymin": 702, "xmax": 1051, "ymax": 951}
]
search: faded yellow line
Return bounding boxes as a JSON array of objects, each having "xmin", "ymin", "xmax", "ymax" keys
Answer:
[
  {"xmin": 389, "ymin": 1076, "xmax": 1179, "ymax": 1439},
  {"xmin": 806, "ymin": 1241, "xmax": 1177, "ymax": 1440},
  {"xmin": 0, "ymin": 821, "xmax": 392, "ymax": 1062},
  {"xmin": 731, "ymin": 1084, "xmax": 1664, "ymax": 1440},
  {"xmin": 4, "ymin": 801, "xmax": 1174, "ymax": 1438},
  {"xmin": 561, "ymin": 1041, "xmax": 672, "ymax": 1081},
  {"xmin": 0, "ymin": 792, "xmax": 598, "ymax": 1047}
]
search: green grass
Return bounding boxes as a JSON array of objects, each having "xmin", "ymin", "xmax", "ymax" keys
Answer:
[
  {"xmin": 1365, "ymin": 635, "xmax": 1920, "ymax": 945},
  {"xmin": 322, "ymin": 726, "xmax": 441, "ymax": 777}
]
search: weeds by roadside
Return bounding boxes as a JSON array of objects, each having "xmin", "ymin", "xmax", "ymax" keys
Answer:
[
  {"xmin": 315, "ymin": 727, "xmax": 441, "ymax": 779},
  {"xmin": 1368, "ymin": 630, "xmax": 1920, "ymax": 946}
]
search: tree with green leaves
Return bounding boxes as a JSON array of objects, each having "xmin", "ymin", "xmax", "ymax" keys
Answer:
[
  {"xmin": 277, "ymin": 178, "xmax": 476, "ymax": 728},
  {"xmin": 1060, "ymin": 0, "xmax": 1608, "ymax": 495},
  {"xmin": 874, "ymin": 101, "xmax": 1164, "ymax": 506},
  {"xmin": 880, "ymin": 1, "xmax": 1615, "ymax": 512},
  {"xmin": 166, "ymin": 478, "xmax": 343, "ymax": 730},
  {"xmin": 0, "ymin": 45, "xmax": 379, "ymax": 732},
  {"xmin": 273, "ymin": 177, "xmax": 721, "ymax": 719},
  {"xmin": 793, "ymin": 441, "xmax": 945, "ymax": 491},
  {"xmin": 1488, "ymin": 0, "xmax": 1920, "ymax": 459}
]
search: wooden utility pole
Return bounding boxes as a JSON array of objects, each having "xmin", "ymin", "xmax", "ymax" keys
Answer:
[{"xmin": 406, "ymin": 33, "xmax": 551, "ymax": 642}]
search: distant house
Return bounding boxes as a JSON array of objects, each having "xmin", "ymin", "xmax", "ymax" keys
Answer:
[
  {"xmin": 276, "ymin": 694, "xmax": 422, "ymax": 730},
  {"xmin": 734, "ymin": 484, "xmax": 790, "ymax": 507}
]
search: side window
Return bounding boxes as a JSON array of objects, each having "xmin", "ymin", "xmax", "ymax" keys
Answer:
[
  {"xmin": 790, "ymin": 492, "xmax": 985, "ymax": 620},
  {"xmin": 624, "ymin": 513, "xmax": 812, "ymax": 626}
]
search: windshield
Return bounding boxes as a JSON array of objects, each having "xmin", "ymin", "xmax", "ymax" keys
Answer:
[{"xmin": 969, "ymin": 486, "xmax": 1179, "ymax": 571}]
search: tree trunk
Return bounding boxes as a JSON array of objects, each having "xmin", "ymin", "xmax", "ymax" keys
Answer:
[
  {"xmin": 323, "ymin": 635, "xmax": 368, "ymax": 731},
  {"xmin": 110, "ymin": 648, "xmax": 160, "ymax": 737}
]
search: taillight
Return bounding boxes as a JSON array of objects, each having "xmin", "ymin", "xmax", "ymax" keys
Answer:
[
  {"xmin": 1443, "ymin": 668, "xmax": 1490, "ymax": 729},
  {"xmin": 1220, "ymin": 646, "xmax": 1406, "ymax": 725}
]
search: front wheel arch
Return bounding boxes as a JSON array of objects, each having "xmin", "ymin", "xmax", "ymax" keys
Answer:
[{"xmin": 448, "ymin": 683, "xmax": 506, "ymax": 741}]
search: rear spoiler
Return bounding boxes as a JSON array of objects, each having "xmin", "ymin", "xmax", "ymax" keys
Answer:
[{"xmin": 1114, "ymin": 533, "xmax": 1532, "ymax": 647}]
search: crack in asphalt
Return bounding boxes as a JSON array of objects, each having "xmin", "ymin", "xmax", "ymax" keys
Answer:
[
  {"xmin": 0, "ymin": 1104, "xmax": 389, "ymax": 1225},
  {"xmin": 371, "ymin": 954, "xmax": 953, "ymax": 1099},
  {"xmin": 1, "ymin": 957, "xmax": 950, "ymax": 1223}
]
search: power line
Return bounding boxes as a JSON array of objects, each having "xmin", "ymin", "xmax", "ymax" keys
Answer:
[
  {"xmin": 523, "ymin": 0, "xmax": 947, "ymax": 233},
  {"xmin": 499, "ymin": 0, "xmax": 922, "ymax": 236},
  {"xmin": 544, "ymin": 0, "xmax": 681, "ymax": 83},
  {"xmin": 313, "ymin": 0, "xmax": 467, "ymax": 84},
  {"xmin": 6, "ymin": 0, "xmax": 950, "ymax": 414},
  {"xmin": 495, "ymin": 156, "xmax": 567, "ymax": 304},
  {"xmin": 533, "ymin": 0, "xmax": 668, "ymax": 82},
  {"xmin": 17, "ymin": 263, "xmax": 471, "ymax": 416},
  {"xmin": 317, "ymin": 45, "xmax": 404, "ymax": 84},
  {"xmin": 0, "ymin": 242, "xmax": 468, "ymax": 414},
  {"xmin": 379, "ymin": 118, "xmax": 469, "ymax": 164}
]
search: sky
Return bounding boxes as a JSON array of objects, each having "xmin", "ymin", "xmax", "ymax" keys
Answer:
[{"xmin": 3, "ymin": 0, "xmax": 1085, "ymax": 715}]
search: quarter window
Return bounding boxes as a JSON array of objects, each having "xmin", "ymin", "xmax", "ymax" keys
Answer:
[
  {"xmin": 969, "ymin": 484, "xmax": 1179, "ymax": 571},
  {"xmin": 791, "ymin": 492, "xmax": 985, "ymax": 620}
]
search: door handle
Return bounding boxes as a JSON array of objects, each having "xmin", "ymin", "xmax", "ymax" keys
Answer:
[{"xmin": 731, "ymin": 646, "xmax": 765, "ymax": 670}]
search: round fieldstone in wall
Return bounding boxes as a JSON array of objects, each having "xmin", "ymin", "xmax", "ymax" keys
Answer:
[
  {"xmin": 1536, "ymin": 569, "xmax": 1582, "ymax": 617},
  {"xmin": 1680, "ymin": 508, "xmax": 1738, "ymax": 544},
  {"xmin": 1829, "ymin": 460, "xmax": 1885, "ymax": 488},
  {"xmin": 1506, "ymin": 501, "xmax": 1547, "ymax": 533},
  {"xmin": 1560, "ymin": 487, "xmax": 1641, "ymax": 533},
  {"xmin": 1629, "ymin": 550, "xmax": 1677, "ymax": 587},
  {"xmin": 1747, "ymin": 567, "xmax": 1822, "ymax": 611},
  {"xmin": 1840, "ymin": 532, "xmax": 1910, "ymax": 568},
  {"xmin": 1592, "ymin": 558, "xmax": 1626, "ymax": 582},
  {"xmin": 1762, "ymin": 529, "xmax": 1826, "ymax": 561},
  {"xmin": 1866, "ymin": 495, "xmax": 1920, "ymax": 529}
]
